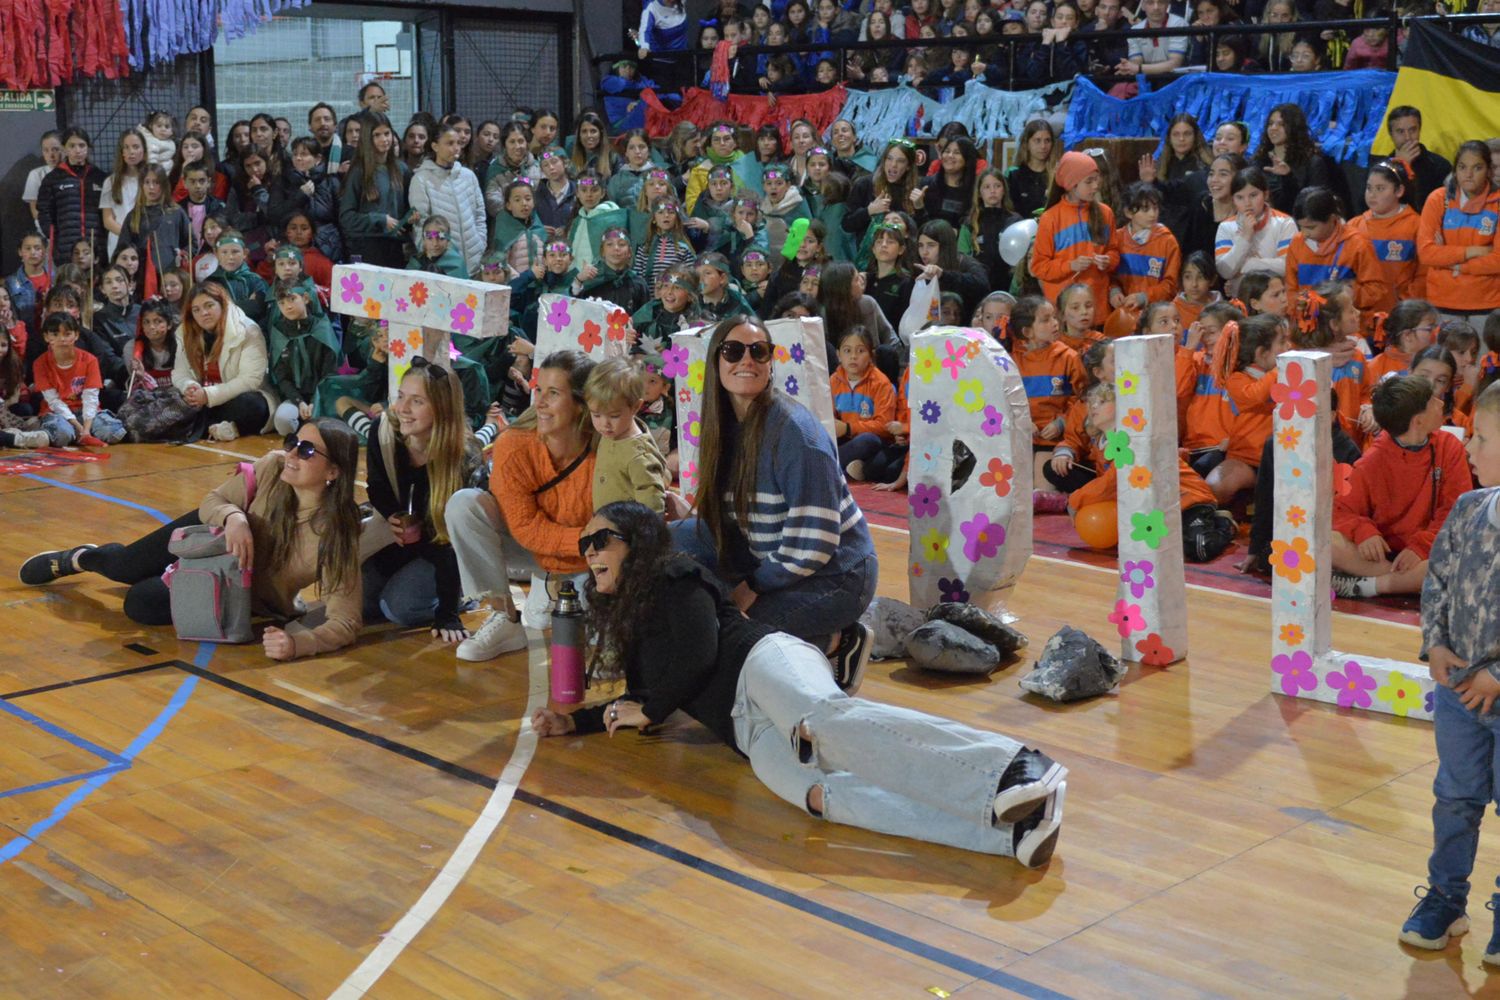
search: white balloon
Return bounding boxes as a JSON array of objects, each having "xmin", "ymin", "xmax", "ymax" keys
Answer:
[{"xmin": 999, "ymin": 218, "xmax": 1038, "ymax": 267}]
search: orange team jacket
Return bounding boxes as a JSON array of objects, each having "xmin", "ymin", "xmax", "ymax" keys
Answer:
[
  {"xmin": 1181, "ymin": 353, "xmax": 1233, "ymax": 452},
  {"xmin": 1173, "ymin": 291, "xmax": 1220, "ymax": 335},
  {"xmin": 1052, "ymin": 399, "xmax": 1100, "ymax": 470},
  {"xmin": 1032, "ymin": 200, "xmax": 1119, "ymax": 318},
  {"xmin": 1070, "ymin": 445, "xmax": 1217, "ymax": 511},
  {"xmin": 1327, "ymin": 350, "xmax": 1367, "ymax": 442},
  {"xmin": 1331, "ymin": 429, "xmax": 1472, "ymax": 559},
  {"xmin": 1360, "ymin": 346, "xmax": 1411, "ymax": 405},
  {"xmin": 830, "ymin": 365, "xmax": 898, "ymax": 440},
  {"xmin": 1283, "ymin": 221, "xmax": 1393, "ymax": 325},
  {"xmin": 1347, "ymin": 206, "xmax": 1426, "ymax": 302},
  {"xmin": 1174, "ymin": 344, "xmax": 1201, "ymax": 431},
  {"xmin": 1109, "ymin": 222, "xmax": 1181, "ymax": 305},
  {"xmin": 1224, "ymin": 366, "xmax": 1279, "ymax": 465},
  {"xmin": 490, "ymin": 430, "xmax": 597, "ymax": 574},
  {"xmin": 1418, "ymin": 185, "xmax": 1500, "ymax": 311},
  {"xmin": 1060, "ymin": 326, "xmax": 1104, "ymax": 355},
  {"xmin": 1017, "ymin": 340, "xmax": 1088, "ymax": 445}
]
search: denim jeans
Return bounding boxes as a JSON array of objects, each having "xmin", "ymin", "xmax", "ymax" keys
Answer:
[
  {"xmin": 444, "ymin": 488, "xmax": 542, "ymax": 601},
  {"xmin": 731, "ymin": 633, "xmax": 1022, "ymax": 855},
  {"xmin": 670, "ymin": 518, "xmax": 878, "ymax": 646},
  {"xmin": 837, "ymin": 432, "xmax": 885, "ymax": 469},
  {"xmin": 1427, "ymin": 683, "xmax": 1500, "ymax": 906},
  {"xmin": 40, "ymin": 410, "xmax": 126, "ymax": 446}
]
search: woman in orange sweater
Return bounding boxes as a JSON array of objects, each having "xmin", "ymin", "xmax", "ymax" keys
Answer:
[
  {"xmin": 1008, "ymin": 294, "xmax": 1088, "ymax": 489},
  {"xmin": 1418, "ymin": 140, "xmax": 1500, "ymax": 324},
  {"xmin": 447, "ymin": 350, "xmax": 599, "ymax": 660},
  {"xmin": 1285, "ymin": 186, "xmax": 1391, "ymax": 338},
  {"xmin": 1348, "ymin": 160, "xmax": 1425, "ymax": 306},
  {"xmin": 1031, "ymin": 151, "xmax": 1118, "ymax": 319},
  {"xmin": 1208, "ymin": 314, "xmax": 1288, "ymax": 503}
]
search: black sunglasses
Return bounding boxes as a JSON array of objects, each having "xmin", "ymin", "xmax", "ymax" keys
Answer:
[
  {"xmin": 717, "ymin": 340, "xmax": 774, "ymax": 364},
  {"xmin": 283, "ymin": 433, "xmax": 330, "ymax": 461},
  {"xmin": 579, "ymin": 527, "xmax": 629, "ymax": 557}
]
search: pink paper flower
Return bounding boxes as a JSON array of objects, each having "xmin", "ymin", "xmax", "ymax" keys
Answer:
[
  {"xmin": 1326, "ymin": 660, "xmax": 1377, "ymax": 709},
  {"xmin": 960, "ymin": 512, "xmax": 1004, "ymax": 562},
  {"xmin": 1108, "ymin": 599, "xmax": 1145, "ymax": 637},
  {"xmin": 1272, "ymin": 650, "xmax": 1318, "ymax": 696},
  {"xmin": 339, "ymin": 272, "xmax": 364, "ymax": 304}
]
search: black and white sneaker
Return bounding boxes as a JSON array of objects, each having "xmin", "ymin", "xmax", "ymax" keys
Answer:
[
  {"xmin": 19, "ymin": 545, "xmax": 95, "ymax": 586},
  {"xmin": 831, "ymin": 622, "xmax": 872, "ymax": 695},
  {"xmin": 1331, "ymin": 571, "xmax": 1366, "ymax": 599},
  {"xmin": 993, "ymin": 750, "xmax": 1068, "ymax": 824},
  {"xmin": 1012, "ymin": 781, "xmax": 1065, "ymax": 869}
]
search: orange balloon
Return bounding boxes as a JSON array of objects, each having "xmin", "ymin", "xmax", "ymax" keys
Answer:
[{"xmin": 1074, "ymin": 501, "xmax": 1119, "ymax": 550}]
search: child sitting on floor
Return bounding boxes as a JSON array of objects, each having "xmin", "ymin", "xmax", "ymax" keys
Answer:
[
  {"xmin": 1066, "ymin": 381, "xmax": 1237, "ymax": 562},
  {"xmin": 33, "ymin": 312, "xmax": 127, "ymax": 447},
  {"xmin": 830, "ymin": 325, "xmax": 898, "ymax": 480},
  {"xmin": 1331, "ymin": 373, "xmax": 1472, "ymax": 598}
]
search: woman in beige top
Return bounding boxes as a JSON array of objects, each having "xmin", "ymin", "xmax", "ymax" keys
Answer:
[{"xmin": 19, "ymin": 418, "xmax": 365, "ymax": 660}]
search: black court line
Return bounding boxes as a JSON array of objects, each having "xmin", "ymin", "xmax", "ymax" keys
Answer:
[
  {"xmin": 6, "ymin": 658, "xmax": 1070, "ymax": 998},
  {"xmin": 0, "ymin": 663, "xmax": 172, "ymax": 701}
]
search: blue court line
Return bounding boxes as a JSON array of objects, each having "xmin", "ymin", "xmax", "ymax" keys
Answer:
[
  {"xmin": 0, "ymin": 476, "xmax": 200, "ymax": 866},
  {"xmin": 19, "ymin": 473, "xmax": 171, "ymax": 524},
  {"xmin": 0, "ymin": 674, "xmax": 198, "ymax": 865},
  {"xmin": 0, "ymin": 697, "xmax": 131, "ymax": 800}
]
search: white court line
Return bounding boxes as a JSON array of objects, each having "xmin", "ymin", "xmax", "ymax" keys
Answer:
[
  {"xmin": 270, "ymin": 679, "xmax": 411, "ymax": 733},
  {"xmin": 327, "ymin": 634, "xmax": 548, "ymax": 999},
  {"xmin": 865, "ymin": 519, "xmax": 1421, "ymax": 635}
]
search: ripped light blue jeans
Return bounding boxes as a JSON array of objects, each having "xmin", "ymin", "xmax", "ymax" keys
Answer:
[{"xmin": 731, "ymin": 633, "xmax": 1023, "ymax": 856}]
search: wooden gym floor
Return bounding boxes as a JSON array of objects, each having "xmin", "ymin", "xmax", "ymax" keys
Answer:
[{"xmin": 0, "ymin": 439, "xmax": 1487, "ymax": 999}]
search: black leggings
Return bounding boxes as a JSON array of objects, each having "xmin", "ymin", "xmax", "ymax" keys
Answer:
[
  {"xmin": 863, "ymin": 444, "xmax": 909, "ymax": 485},
  {"xmin": 76, "ymin": 511, "xmax": 200, "ymax": 626},
  {"xmin": 1042, "ymin": 461, "xmax": 1096, "ymax": 493}
]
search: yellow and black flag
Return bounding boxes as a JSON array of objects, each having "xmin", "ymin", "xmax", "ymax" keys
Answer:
[{"xmin": 1376, "ymin": 20, "xmax": 1500, "ymax": 162}]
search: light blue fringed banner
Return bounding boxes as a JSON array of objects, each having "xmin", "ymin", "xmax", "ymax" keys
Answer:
[
  {"xmin": 1062, "ymin": 70, "xmax": 1397, "ymax": 165},
  {"xmin": 835, "ymin": 80, "xmax": 1073, "ymax": 141},
  {"xmin": 928, "ymin": 79, "xmax": 1073, "ymax": 140},
  {"xmin": 833, "ymin": 86, "xmax": 939, "ymax": 143}
]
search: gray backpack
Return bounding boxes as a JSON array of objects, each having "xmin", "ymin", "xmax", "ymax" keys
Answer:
[{"xmin": 164, "ymin": 463, "xmax": 256, "ymax": 643}]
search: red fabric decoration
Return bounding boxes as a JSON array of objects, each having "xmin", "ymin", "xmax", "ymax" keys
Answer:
[
  {"xmin": 643, "ymin": 85, "xmax": 848, "ymax": 144},
  {"xmin": 709, "ymin": 40, "xmax": 732, "ymax": 101},
  {"xmin": 0, "ymin": 0, "xmax": 128, "ymax": 90},
  {"xmin": 45, "ymin": 0, "xmax": 74, "ymax": 86}
]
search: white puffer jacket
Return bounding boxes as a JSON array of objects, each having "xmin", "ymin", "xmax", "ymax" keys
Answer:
[
  {"xmin": 408, "ymin": 158, "xmax": 486, "ymax": 278},
  {"xmin": 171, "ymin": 299, "xmax": 278, "ymax": 430}
]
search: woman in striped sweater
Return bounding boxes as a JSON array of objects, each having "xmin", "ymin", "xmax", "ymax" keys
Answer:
[{"xmin": 673, "ymin": 315, "xmax": 878, "ymax": 689}]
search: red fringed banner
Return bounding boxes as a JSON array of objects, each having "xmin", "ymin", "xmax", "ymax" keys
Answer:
[
  {"xmin": 0, "ymin": 0, "xmax": 129, "ymax": 90},
  {"xmin": 643, "ymin": 85, "xmax": 848, "ymax": 143}
]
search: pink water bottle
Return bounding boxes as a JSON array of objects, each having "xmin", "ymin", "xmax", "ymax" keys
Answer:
[{"xmin": 549, "ymin": 580, "xmax": 585, "ymax": 704}]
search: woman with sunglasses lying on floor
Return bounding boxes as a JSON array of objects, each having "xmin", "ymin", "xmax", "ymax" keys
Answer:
[
  {"xmin": 671, "ymin": 316, "xmax": 879, "ymax": 692},
  {"xmin": 19, "ymin": 419, "xmax": 367, "ymax": 660},
  {"xmin": 533, "ymin": 500, "xmax": 1069, "ymax": 868}
]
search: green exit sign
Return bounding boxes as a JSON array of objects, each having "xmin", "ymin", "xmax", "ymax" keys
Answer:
[{"xmin": 0, "ymin": 90, "xmax": 55, "ymax": 112}]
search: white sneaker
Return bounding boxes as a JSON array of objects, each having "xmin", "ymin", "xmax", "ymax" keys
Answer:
[
  {"xmin": 455, "ymin": 611, "xmax": 528, "ymax": 662},
  {"xmin": 10, "ymin": 430, "xmax": 50, "ymax": 449},
  {"xmin": 207, "ymin": 421, "xmax": 239, "ymax": 442},
  {"xmin": 521, "ymin": 574, "xmax": 553, "ymax": 631}
]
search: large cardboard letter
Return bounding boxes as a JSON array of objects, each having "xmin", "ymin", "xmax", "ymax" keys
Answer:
[
  {"xmin": 532, "ymin": 293, "xmax": 635, "ymax": 364},
  {"xmin": 329, "ymin": 263, "xmax": 510, "ymax": 399},
  {"xmin": 1270, "ymin": 350, "xmax": 1433, "ymax": 720},
  {"xmin": 905, "ymin": 326, "xmax": 1034, "ymax": 613},
  {"xmin": 1112, "ymin": 334, "xmax": 1188, "ymax": 665}
]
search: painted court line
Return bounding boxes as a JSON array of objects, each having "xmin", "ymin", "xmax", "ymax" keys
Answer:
[
  {"xmin": 0, "ymin": 698, "xmax": 131, "ymax": 800},
  {"xmin": 19, "ymin": 473, "xmax": 171, "ymax": 523},
  {"xmin": 0, "ymin": 673, "xmax": 198, "ymax": 866},
  {"xmin": 168, "ymin": 656, "xmax": 1067, "ymax": 999},
  {"xmin": 327, "ymin": 636, "xmax": 546, "ymax": 998}
]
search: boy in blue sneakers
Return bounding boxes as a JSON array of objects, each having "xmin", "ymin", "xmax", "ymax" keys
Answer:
[{"xmin": 1404, "ymin": 380, "xmax": 1500, "ymax": 961}]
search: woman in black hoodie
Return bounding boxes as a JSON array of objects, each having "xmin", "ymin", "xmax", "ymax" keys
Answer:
[{"xmin": 531, "ymin": 501, "xmax": 1071, "ymax": 869}]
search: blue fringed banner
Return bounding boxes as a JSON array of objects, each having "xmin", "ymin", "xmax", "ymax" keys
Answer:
[
  {"xmin": 124, "ymin": 0, "xmax": 311, "ymax": 70},
  {"xmin": 1061, "ymin": 70, "xmax": 1397, "ymax": 165},
  {"xmin": 836, "ymin": 80, "xmax": 1072, "ymax": 142}
]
